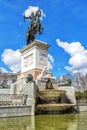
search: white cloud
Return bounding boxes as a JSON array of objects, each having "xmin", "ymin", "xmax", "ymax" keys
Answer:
[
  {"xmin": 0, "ymin": 67, "xmax": 8, "ymax": 73},
  {"xmin": 2, "ymin": 49, "xmax": 21, "ymax": 73},
  {"xmin": 24, "ymin": 6, "xmax": 46, "ymax": 19},
  {"xmin": 56, "ymin": 39, "xmax": 85, "ymax": 56},
  {"xmin": 48, "ymin": 54, "xmax": 54, "ymax": 70},
  {"xmin": 56, "ymin": 39, "xmax": 87, "ymax": 74}
]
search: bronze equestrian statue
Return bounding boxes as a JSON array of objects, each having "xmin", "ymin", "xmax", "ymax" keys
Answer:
[{"xmin": 24, "ymin": 10, "xmax": 43, "ymax": 45}]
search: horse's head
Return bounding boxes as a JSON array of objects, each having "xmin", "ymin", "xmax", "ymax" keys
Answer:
[{"xmin": 36, "ymin": 10, "xmax": 41, "ymax": 18}]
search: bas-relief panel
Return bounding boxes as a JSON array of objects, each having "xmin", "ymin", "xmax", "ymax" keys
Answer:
[
  {"xmin": 38, "ymin": 51, "xmax": 47, "ymax": 67},
  {"xmin": 23, "ymin": 53, "xmax": 33, "ymax": 67}
]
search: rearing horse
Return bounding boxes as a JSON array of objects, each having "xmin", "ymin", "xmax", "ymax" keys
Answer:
[
  {"xmin": 26, "ymin": 21, "xmax": 43, "ymax": 44},
  {"xmin": 24, "ymin": 10, "xmax": 43, "ymax": 45}
]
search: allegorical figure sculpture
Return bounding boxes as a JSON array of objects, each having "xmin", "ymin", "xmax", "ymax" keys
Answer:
[
  {"xmin": 26, "ymin": 74, "xmax": 35, "ymax": 83},
  {"xmin": 45, "ymin": 78, "xmax": 53, "ymax": 89},
  {"xmin": 24, "ymin": 10, "xmax": 43, "ymax": 45}
]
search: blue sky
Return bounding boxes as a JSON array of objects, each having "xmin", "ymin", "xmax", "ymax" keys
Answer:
[{"xmin": 0, "ymin": 0, "xmax": 87, "ymax": 77}]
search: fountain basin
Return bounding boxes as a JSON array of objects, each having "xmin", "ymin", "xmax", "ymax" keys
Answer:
[
  {"xmin": 36, "ymin": 89, "xmax": 76, "ymax": 114},
  {"xmin": 37, "ymin": 104, "xmax": 75, "ymax": 111},
  {"xmin": 38, "ymin": 89, "xmax": 66, "ymax": 102}
]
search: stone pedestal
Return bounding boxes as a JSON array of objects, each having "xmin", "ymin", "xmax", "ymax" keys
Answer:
[
  {"xmin": 18, "ymin": 40, "xmax": 50, "ymax": 80},
  {"xmin": 23, "ymin": 82, "xmax": 37, "ymax": 115}
]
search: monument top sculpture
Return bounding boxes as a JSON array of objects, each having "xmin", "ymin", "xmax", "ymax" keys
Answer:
[{"xmin": 24, "ymin": 9, "xmax": 43, "ymax": 45}]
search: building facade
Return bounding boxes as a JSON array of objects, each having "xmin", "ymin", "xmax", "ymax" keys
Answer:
[{"xmin": 0, "ymin": 72, "xmax": 17, "ymax": 88}]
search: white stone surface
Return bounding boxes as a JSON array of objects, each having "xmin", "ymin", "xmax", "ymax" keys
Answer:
[
  {"xmin": 0, "ymin": 88, "xmax": 10, "ymax": 94},
  {"xmin": 0, "ymin": 106, "xmax": 32, "ymax": 117},
  {"xmin": 9, "ymin": 81, "xmax": 37, "ymax": 115},
  {"xmin": 20, "ymin": 40, "xmax": 49, "ymax": 73},
  {"xmin": 59, "ymin": 86, "xmax": 76, "ymax": 104},
  {"xmin": 79, "ymin": 106, "xmax": 87, "ymax": 112},
  {"xmin": 23, "ymin": 82, "xmax": 37, "ymax": 115}
]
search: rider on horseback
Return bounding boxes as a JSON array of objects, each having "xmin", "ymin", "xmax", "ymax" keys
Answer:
[
  {"xmin": 29, "ymin": 12, "xmax": 35, "ymax": 30},
  {"xmin": 24, "ymin": 9, "xmax": 43, "ymax": 45}
]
